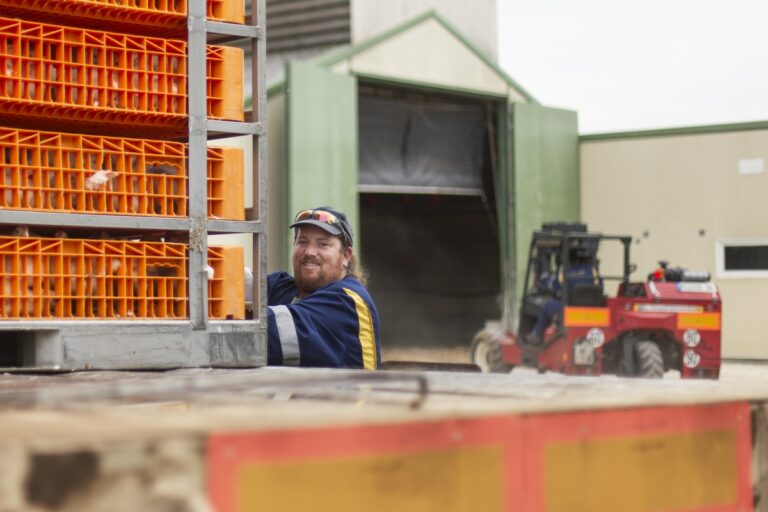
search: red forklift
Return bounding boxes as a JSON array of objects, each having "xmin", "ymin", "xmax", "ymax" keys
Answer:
[{"xmin": 470, "ymin": 223, "xmax": 722, "ymax": 378}]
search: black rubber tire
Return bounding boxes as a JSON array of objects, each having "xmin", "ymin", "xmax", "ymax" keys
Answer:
[
  {"xmin": 470, "ymin": 329, "xmax": 513, "ymax": 374},
  {"xmin": 634, "ymin": 340, "xmax": 664, "ymax": 378}
]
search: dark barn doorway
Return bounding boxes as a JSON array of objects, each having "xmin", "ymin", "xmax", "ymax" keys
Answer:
[{"xmin": 358, "ymin": 84, "xmax": 501, "ymax": 350}]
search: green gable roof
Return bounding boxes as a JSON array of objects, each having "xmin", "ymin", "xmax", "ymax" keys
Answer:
[{"xmin": 580, "ymin": 120, "xmax": 768, "ymax": 141}]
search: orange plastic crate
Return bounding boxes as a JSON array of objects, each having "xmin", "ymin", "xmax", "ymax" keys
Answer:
[
  {"xmin": 0, "ymin": 237, "xmax": 247, "ymax": 320},
  {"xmin": 0, "ymin": 0, "xmax": 244, "ymax": 38},
  {"xmin": 0, "ymin": 17, "xmax": 244, "ymax": 138},
  {"xmin": 208, "ymin": 245, "xmax": 244, "ymax": 319},
  {"xmin": 0, "ymin": 127, "xmax": 244, "ymax": 218},
  {"xmin": 0, "ymin": 236, "xmax": 188, "ymax": 319}
]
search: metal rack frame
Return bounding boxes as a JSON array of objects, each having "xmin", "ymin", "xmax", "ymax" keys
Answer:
[{"xmin": 0, "ymin": 0, "xmax": 267, "ymax": 370}]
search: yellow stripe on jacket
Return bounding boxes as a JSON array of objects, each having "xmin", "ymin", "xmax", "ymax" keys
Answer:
[{"xmin": 343, "ymin": 288, "xmax": 377, "ymax": 370}]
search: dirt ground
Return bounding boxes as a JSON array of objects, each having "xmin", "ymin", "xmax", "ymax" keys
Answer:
[{"xmin": 382, "ymin": 346, "xmax": 471, "ymax": 364}]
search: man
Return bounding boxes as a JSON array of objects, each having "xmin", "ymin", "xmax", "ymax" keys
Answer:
[
  {"xmin": 267, "ymin": 206, "xmax": 381, "ymax": 369},
  {"xmin": 528, "ymin": 250, "xmax": 601, "ymax": 344}
]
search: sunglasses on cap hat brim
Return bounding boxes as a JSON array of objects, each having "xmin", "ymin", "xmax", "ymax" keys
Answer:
[{"xmin": 291, "ymin": 209, "xmax": 353, "ymax": 247}]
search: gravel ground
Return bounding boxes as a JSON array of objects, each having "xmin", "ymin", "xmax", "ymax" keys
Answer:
[{"xmin": 382, "ymin": 345, "xmax": 768, "ymax": 381}]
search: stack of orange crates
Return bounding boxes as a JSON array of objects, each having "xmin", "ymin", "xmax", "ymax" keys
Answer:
[
  {"xmin": 0, "ymin": 235, "xmax": 244, "ymax": 320},
  {"xmin": 0, "ymin": 127, "xmax": 243, "ymax": 219},
  {"xmin": 0, "ymin": 0, "xmax": 243, "ymax": 38},
  {"xmin": 0, "ymin": 16, "xmax": 243, "ymax": 137},
  {"xmin": 0, "ymin": 236, "xmax": 187, "ymax": 319},
  {"xmin": 0, "ymin": 0, "xmax": 247, "ymax": 321}
]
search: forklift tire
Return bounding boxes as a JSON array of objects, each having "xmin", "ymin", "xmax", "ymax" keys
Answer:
[
  {"xmin": 634, "ymin": 340, "xmax": 664, "ymax": 378},
  {"xmin": 470, "ymin": 330, "xmax": 512, "ymax": 374}
]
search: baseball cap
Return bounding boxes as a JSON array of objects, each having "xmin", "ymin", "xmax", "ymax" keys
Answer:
[{"xmin": 290, "ymin": 206, "xmax": 354, "ymax": 247}]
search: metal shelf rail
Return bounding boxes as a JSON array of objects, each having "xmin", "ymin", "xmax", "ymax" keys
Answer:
[{"xmin": 188, "ymin": 0, "xmax": 266, "ymax": 353}]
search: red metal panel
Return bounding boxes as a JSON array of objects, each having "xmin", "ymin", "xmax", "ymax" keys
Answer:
[{"xmin": 207, "ymin": 401, "xmax": 752, "ymax": 512}]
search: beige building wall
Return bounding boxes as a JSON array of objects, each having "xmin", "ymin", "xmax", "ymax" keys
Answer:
[{"xmin": 580, "ymin": 127, "xmax": 768, "ymax": 359}]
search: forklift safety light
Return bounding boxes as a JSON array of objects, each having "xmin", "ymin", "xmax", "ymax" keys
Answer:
[
  {"xmin": 683, "ymin": 329, "xmax": 701, "ymax": 347},
  {"xmin": 683, "ymin": 350, "xmax": 701, "ymax": 368},
  {"xmin": 586, "ymin": 328, "xmax": 605, "ymax": 348}
]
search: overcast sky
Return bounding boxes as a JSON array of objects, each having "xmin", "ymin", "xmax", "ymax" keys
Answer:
[{"xmin": 496, "ymin": 0, "xmax": 768, "ymax": 134}]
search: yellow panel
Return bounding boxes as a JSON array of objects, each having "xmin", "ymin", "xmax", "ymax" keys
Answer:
[
  {"xmin": 238, "ymin": 446, "xmax": 504, "ymax": 512},
  {"xmin": 545, "ymin": 430, "xmax": 738, "ymax": 512},
  {"xmin": 563, "ymin": 307, "xmax": 610, "ymax": 327},
  {"xmin": 677, "ymin": 312, "xmax": 721, "ymax": 331}
]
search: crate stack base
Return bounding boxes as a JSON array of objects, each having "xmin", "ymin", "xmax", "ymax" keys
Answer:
[
  {"xmin": 0, "ymin": 236, "xmax": 256, "ymax": 369},
  {"xmin": 0, "ymin": 320, "xmax": 263, "ymax": 369}
]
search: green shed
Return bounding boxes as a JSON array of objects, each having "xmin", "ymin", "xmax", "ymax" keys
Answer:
[{"xmin": 266, "ymin": 10, "xmax": 580, "ymax": 350}]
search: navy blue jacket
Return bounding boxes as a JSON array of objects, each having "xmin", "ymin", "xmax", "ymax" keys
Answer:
[
  {"xmin": 542, "ymin": 263, "xmax": 602, "ymax": 296},
  {"xmin": 267, "ymin": 271, "xmax": 381, "ymax": 369},
  {"xmin": 560, "ymin": 262, "xmax": 602, "ymax": 290}
]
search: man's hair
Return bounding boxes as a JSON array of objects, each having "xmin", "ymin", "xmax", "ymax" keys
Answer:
[{"xmin": 343, "ymin": 241, "xmax": 369, "ymax": 286}]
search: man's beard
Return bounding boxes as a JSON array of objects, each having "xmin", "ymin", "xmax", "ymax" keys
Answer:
[
  {"xmin": 295, "ymin": 270, "xmax": 327, "ymax": 295},
  {"xmin": 294, "ymin": 258, "xmax": 336, "ymax": 295}
]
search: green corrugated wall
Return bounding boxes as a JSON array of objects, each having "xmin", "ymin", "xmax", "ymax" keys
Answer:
[
  {"xmin": 285, "ymin": 62, "xmax": 359, "ymax": 267},
  {"xmin": 512, "ymin": 103, "xmax": 580, "ymax": 305}
]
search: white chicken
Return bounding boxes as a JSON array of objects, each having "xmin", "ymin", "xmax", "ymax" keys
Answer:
[{"xmin": 84, "ymin": 169, "xmax": 118, "ymax": 191}]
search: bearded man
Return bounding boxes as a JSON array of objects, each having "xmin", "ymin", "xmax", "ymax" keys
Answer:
[{"xmin": 266, "ymin": 206, "xmax": 381, "ymax": 369}]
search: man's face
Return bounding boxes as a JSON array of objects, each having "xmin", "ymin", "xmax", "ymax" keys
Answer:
[{"xmin": 292, "ymin": 225, "xmax": 352, "ymax": 296}]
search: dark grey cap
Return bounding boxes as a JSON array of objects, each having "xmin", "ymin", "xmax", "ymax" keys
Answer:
[{"xmin": 289, "ymin": 206, "xmax": 353, "ymax": 247}]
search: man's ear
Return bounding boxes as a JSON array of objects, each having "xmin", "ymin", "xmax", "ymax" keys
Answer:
[{"xmin": 342, "ymin": 246, "xmax": 353, "ymax": 268}]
